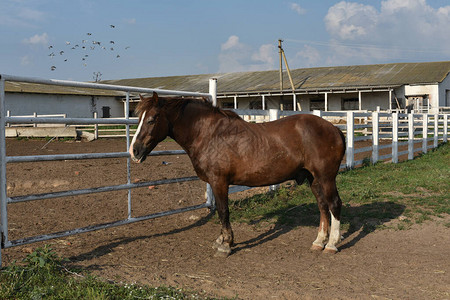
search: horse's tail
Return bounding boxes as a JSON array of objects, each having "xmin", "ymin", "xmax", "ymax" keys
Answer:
[{"xmin": 337, "ymin": 127, "xmax": 346, "ymax": 155}]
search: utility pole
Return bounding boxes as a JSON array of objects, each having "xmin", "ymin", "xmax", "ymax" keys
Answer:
[
  {"xmin": 278, "ymin": 39, "xmax": 283, "ymax": 91},
  {"xmin": 278, "ymin": 39, "xmax": 299, "ymax": 110}
]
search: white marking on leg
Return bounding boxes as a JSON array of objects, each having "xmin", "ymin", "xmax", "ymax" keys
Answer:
[
  {"xmin": 325, "ymin": 211, "xmax": 341, "ymax": 251},
  {"xmin": 312, "ymin": 221, "xmax": 328, "ymax": 248},
  {"xmin": 129, "ymin": 111, "xmax": 146, "ymax": 158}
]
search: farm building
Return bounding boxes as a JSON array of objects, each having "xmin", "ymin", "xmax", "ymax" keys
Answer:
[{"xmin": 3, "ymin": 61, "xmax": 450, "ymax": 118}]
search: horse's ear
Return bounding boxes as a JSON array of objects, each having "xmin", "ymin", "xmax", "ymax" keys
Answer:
[
  {"xmin": 152, "ymin": 92, "xmax": 165, "ymax": 107},
  {"xmin": 139, "ymin": 94, "xmax": 144, "ymax": 101}
]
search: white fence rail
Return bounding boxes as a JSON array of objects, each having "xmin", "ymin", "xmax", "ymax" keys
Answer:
[{"xmin": 0, "ymin": 74, "xmax": 216, "ymax": 267}]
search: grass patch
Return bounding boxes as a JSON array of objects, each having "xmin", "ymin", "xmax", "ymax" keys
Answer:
[
  {"xmin": 229, "ymin": 143, "xmax": 449, "ymax": 231},
  {"xmin": 0, "ymin": 246, "xmax": 225, "ymax": 299}
]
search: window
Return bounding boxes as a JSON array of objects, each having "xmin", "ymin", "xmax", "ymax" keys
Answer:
[
  {"xmin": 310, "ymin": 98, "xmax": 325, "ymax": 111},
  {"xmin": 221, "ymin": 101, "xmax": 235, "ymax": 109},
  {"xmin": 102, "ymin": 106, "xmax": 111, "ymax": 118},
  {"xmin": 249, "ymin": 100, "xmax": 262, "ymax": 110},
  {"xmin": 342, "ymin": 98, "xmax": 359, "ymax": 110},
  {"xmin": 281, "ymin": 97, "xmax": 293, "ymax": 110}
]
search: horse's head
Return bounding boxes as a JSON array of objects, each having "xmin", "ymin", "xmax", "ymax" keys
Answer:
[{"xmin": 129, "ymin": 92, "xmax": 169, "ymax": 163}]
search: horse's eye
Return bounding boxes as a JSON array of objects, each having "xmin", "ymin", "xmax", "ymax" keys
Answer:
[{"xmin": 147, "ymin": 119, "xmax": 155, "ymax": 125}]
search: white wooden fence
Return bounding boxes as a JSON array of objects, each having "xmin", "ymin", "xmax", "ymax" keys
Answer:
[{"xmin": 231, "ymin": 109, "xmax": 449, "ymax": 171}]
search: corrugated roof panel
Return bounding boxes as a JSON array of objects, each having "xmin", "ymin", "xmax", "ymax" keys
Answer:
[{"xmin": 5, "ymin": 61, "xmax": 450, "ymax": 95}]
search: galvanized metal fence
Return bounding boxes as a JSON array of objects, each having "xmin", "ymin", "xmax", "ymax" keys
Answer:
[{"xmin": 0, "ymin": 74, "xmax": 217, "ymax": 267}]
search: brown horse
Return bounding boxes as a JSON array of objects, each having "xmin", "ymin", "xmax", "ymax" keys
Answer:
[{"xmin": 130, "ymin": 92, "xmax": 346, "ymax": 256}]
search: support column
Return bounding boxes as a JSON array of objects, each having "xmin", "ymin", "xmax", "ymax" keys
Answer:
[
  {"xmin": 209, "ymin": 78, "xmax": 217, "ymax": 106},
  {"xmin": 293, "ymin": 94, "xmax": 297, "ymax": 111},
  {"xmin": 389, "ymin": 89, "xmax": 392, "ymax": 111},
  {"xmin": 325, "ymin": 92, "xmax": 328, "ymax": 111},
  {"xmin": 358, "ymin": 91, "xmax": 362, "ymax": 111},
  {"xmin": 234, "ymin": 96, "xmax": 237, "ymax": 109},
  {"xmin": 262, "ymin": 95, "xmax": 266, "ymax": 110}
]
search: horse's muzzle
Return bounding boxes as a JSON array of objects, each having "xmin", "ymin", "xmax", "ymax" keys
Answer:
[{"xmin": 129, "ymin": 144, "xmax": 146, "ymax": 163}]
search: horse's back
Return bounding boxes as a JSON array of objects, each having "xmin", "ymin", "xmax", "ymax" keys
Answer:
[{"xmin": 215, "ymin": 113, "xmax": 345, "ymax": 186}]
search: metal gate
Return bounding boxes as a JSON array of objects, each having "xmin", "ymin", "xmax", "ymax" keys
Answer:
[{"xmin": 0, "ymin": 74, "xmax": 217, "ymax": 267}]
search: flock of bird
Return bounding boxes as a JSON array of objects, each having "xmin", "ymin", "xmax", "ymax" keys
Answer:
[{"xmin": 48, "ymin": 25, "xmax": 130, "ymax": 71}]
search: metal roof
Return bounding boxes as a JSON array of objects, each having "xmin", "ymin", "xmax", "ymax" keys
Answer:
[
  {"xmin": 4, "ymin": 81, "xmax": 124, "ymax": 97},
  {"xmin": 101, "ymin": 61, "xmax": 450, "ymax": 95},
  {"xmin": 5, "ymin": 61, "xmax": 450, "ymax": 96}
]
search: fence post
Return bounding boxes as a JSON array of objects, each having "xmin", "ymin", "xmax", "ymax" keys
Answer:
[
  {"xmin": 94, "ymin": 112, "xmax": 98, "ymax": 140},
  {"xmin": 125, "ymin": 91, "xmax": 132, "ymax": 220},
  {"xmin": 33, "ymin": 112, "xmax": 37, "ymax": 127},
  {"xmin": 6, "ymin": 110, "xmax": 10, "ymax": 127},
  {"xmin": 269, "ymin": 109, "xmax": 280, "ymax": 192},
  {"xmin": 434, "ymin": 114, "xmax": 438, "ymax": 149},
  {"xmin": 313, "ymin": 110, "xmax": 322, "ymax": 118},
  {"xmin": 422, "ymin": 114, "xmax": 428, "ymax": 154},
  {"xmin": 372, "ymin": 111, "xmax": 379, "ymax": 164},
  {"xmin": 346, "ymin": 111, "xmax": 354, "ymax": 169},
  {"xmin": 444, "ymin": 114, "xmax": 448, "ymax": 143},
  {"xmin": 206, "ymin": 78, "xmax": 217, "ymax": 212},
  {"xmin": 392, "ymin": 113, "xmax": 399, "ymax": 163},
  {"xmin": 0, "ymin": 77, "xmax": 8, "ymax": 268},
  {"xmin": 408, "ymin": 113, "xmax": 414, "ymax": 160}
]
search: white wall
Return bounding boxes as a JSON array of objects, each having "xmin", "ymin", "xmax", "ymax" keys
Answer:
[
  {"xmin": 438, "ymin": 74, "xmax": 450, "ymax": 107},
  {"xmin": 5, "ymin": 93, "xmax": 124, "ymax": 118},
  {"xmin": 404, "ymin": 84, "xmax": 439, "ymax": 113}
]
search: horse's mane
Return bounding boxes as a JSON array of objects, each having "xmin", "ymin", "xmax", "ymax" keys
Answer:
[{"xmin": 135, "ymin": 95, "xmax": 241, "ymax": 120}]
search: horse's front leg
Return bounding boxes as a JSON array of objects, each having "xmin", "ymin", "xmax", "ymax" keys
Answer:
[{"xmin": 211, "ymin": 181, "xmax": 234, "ymax": 257}]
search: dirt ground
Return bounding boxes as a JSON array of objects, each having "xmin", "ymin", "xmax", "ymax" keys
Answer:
[{"xmin": 2, "ymin": 138, "xmax": 449, "ymax": 299}]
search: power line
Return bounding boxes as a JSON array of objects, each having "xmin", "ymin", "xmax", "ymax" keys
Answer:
[{"xmin": 284, "ymin": 38, "xmax": 449, "ymax": 54}]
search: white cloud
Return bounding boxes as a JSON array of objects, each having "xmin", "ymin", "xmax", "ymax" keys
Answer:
[
  {"xmin": 324, "ymin": 1, "xmax": 378, "ymax": 40},
  {"xmin": 218, "ymin": 36, "xmax": 277, "ymax": 73},
  {"xmin": 295, "ymin": 45, "xmax": 321, "ymax": 67},
  {"xmin": 322, "ymin": 0, "xmax": 450, "ymax": 65},
  {"xmin": 21, "ymin": 55, "xmax": 32, "ymax": 66},
  {"xmin": 290, "ymin": 3, "xmax": 306, "ymax": 15},
  {"xmin": 125, "ymin": 18, "xmax": 136, "ymax": 24},
  {"xmin": 17, "ymin": 7, "xmax": 45, "ymax": 22},
  {"xmin": 252, "ymin": 44, "xmax": 276, "ymax": 66},
  {"xmin": 221, "ymin": 35, "xmax": 243, "ymax": 51},
  {"xmin": 22, "ymin": 32, "xmax": 49, "ymax": 47}
]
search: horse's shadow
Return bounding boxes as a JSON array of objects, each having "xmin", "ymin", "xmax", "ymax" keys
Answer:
[
  {"xmin": 232, "ymin": 200, "xmax": 405, "ymax": 254},
  {"xmin": 68, "ymin": 201, "xmax": 405, "ymax": 266},
  {"xmin": 67, "ymin": 211, "xmax": 214, "ymax": 269}
]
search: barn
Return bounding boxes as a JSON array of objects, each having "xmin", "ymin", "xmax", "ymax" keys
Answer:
[{"xmin": 3, "ymin": 61, "xmax": 450, "ymax": 117}]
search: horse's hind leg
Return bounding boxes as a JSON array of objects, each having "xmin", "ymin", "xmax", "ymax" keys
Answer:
[
  {"xmin": 210, "ymin": 181, "xmax": 234, "ymax": 257},
  {"xmin": 310, "ymin": 177, "xmax": 342, "ymax": 253},
  {"xmin": 310, "ymin": 180, "xmax": 330, "ymax": 251},
  {"xmin": 325, "ymin": 184, "xmax": 342, "ymax": 253}
]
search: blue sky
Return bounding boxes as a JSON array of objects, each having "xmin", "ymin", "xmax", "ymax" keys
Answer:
[{"xmin": 1, "ymin": 0, "xmax": 450, "ymax": 81}]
